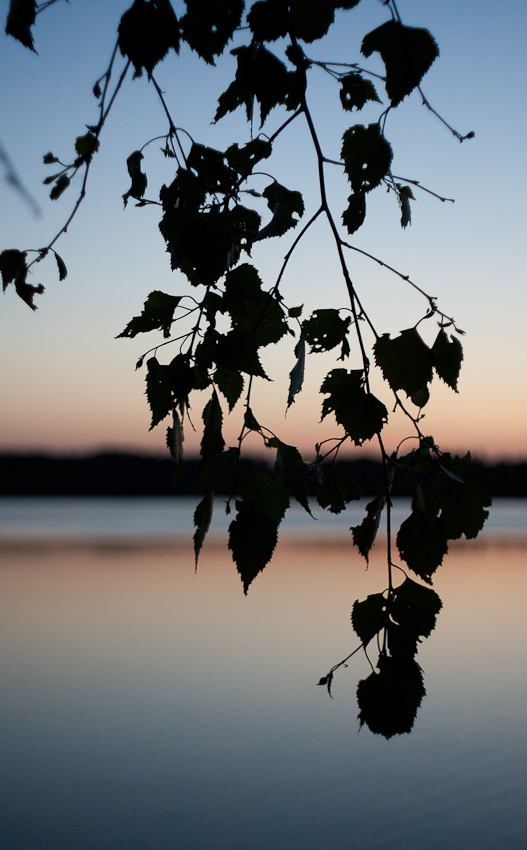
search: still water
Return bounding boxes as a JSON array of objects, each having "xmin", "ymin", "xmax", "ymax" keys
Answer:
[{"xmin": 0, "ymin": 498, "xmax": 526, "ymax": 850}]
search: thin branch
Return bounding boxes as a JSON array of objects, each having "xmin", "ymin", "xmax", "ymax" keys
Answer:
[{"xmin": 418, "ymin": 86, "xmax": 475, "ymax": 143}]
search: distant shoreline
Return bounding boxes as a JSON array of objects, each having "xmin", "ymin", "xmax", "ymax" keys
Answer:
[{"xmin": 1, "ymin": 451, "xmax": 526, "ymax": 498}]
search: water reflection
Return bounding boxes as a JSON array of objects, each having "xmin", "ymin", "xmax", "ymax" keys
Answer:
[{"xmin": 0, "ymin": 537, "xmax": 526, "ymax": 849}]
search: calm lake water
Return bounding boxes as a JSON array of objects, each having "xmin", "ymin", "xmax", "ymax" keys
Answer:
[{"xmin": 0, "ymin": 498, "xmax": 526, "ymax": 850}]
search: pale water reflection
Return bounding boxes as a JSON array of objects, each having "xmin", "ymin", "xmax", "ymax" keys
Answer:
[{"xmin": 0, "ymin": 500, "xmax": 526, "ymax": 849}]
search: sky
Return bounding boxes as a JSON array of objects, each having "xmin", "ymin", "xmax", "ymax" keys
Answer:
[{"xmin": 0, "ymin": 0, "xmax": 526, "ymax": 461}]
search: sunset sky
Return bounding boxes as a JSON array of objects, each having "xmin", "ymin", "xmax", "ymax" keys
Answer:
[{"xmin": 0, "ymin": 0, "xmax": 526, "ymax": 461}]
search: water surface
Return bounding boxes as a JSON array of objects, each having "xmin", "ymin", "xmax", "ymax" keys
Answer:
[{"xmin": 0, "ymin": 500, "xmax": 526, "ymax": 849}]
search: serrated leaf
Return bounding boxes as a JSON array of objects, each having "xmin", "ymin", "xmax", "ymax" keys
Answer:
[
  {"xmin": 145, "ymin": 357, "xmax": 172, "ymax": 430},
  {"xmin": 166, "ymin": 407, "xmax": 184, "ymax": 479},
  {"xmin": 351, "ymin": 494, "xmax": 385, "ymax": 561},
  {"xmin": 215, "ymin": 43, "xmax": 289, "ymax": 126},
  {"xmin": 438, "ymin": 476, "xmax": 490, "ymax": 540},
  {"xmin": 5, "ymin": 0, "xmax": 37, "ymax": 52},
  {"xmin": 214, "ymin": 368, "xmax": 244, "ymax": 412},
  {"xmin": 396, "ymin": 511, "xmax": 449, "ymax": 583},
  {"xmin": 0, "ymin": 249, "xmax": 27, "ymax": 291},
  {"xmin": 391, "ymin": 578, "xmax": 442, "ymax": 640},
  {"xmin": 201, "ymin": 389, "xmax": 224, "ymax": 465},
  {"xmin": 275, "ymin": 441, "xmax": 311, "ymax": 514},
  {"xmin": 321, "ymin": 369, "xmax": 388, "ymax": 445},
  {"xmin": 288, "ymin": 305, "xmax": 303, "ymax": 319},
  {"xmin": 187, "ymin": 143, "xmax": 237, "ymax": 194},
  {"xmin": 215, "ymin": 328, "xmax": 269, "ymax": 378},
  {"xmin": 289, "ymin": 0, "xmax": 335, "ymax": 43},
  {"xmin": 199, "ymin": 446, "xmax": 239, "ymax": 489},
  {"xmin": 287, "ymin": 338, "xmax": 306, "ymax": 409},
  {"xmin": 247, "ymin": 0, "xmax": 289, "ymax": 42},
  {"xmin": 351, "ymin": 592, "xmax": 387, "ymax": 646},
  {"xmin": 53, "ymin": 252, "xmax": 68, "ymax": 281},
  {"xmin": 118, "ymin": 0, "xmax": 179, "ymax": 77},
  {"xmin": 431, "ymin": 329, "xmax": 463, "ymax": 391},
  {"xmin": 228, "ymin": 506, "xmax": 278, "ymax": 594},
  {"xmin": 374, "ymin": 328, "xmax": 433, "ymax": 397},
  {"xmin": 302, "ymin": 309, "xmax": 351, "ymax": 353},
  {"xmin": 316, "ymin": 466, "xmax": 360, "ymax": 514},
  {"xmin": 193, "ymin": 489, "xmax": 214, "ymax": 566},
  {"xmin": 180, "ymin": 0, "xmax": 243, "ymax": 64},
  {"xmin": 361, "ymin": 20, "xmax": 439, "ymax": 107},
  {"xmin": 341, "ymin": 124, "xmax": 393, "ymax": 194},
  {"xmin": 339, "ymin": 72, "xmax": 381, "ymax": 111},
  {"xmin": 169, "ymin": 213, "xmax": 232, "ymax": 286},
  {"xmin": 225, "ymin": 138, "xmax": 272, "ymax": 175},
  {"xmin": 240, "ymin": 471, "xmax": 290, "ymax": 526},
  {"xmin": 256, "ymin": 181, "xmax": 304, "ymax": 241},
  {"xmin": 74, "ymin": 132, "xmax": 99, "ymax": 160},
  {"xmin": 226, "ymin": 204, "xmax": 262, "ymax": 257},
  {"xmin": 167, "ymin": 353, "xmax": 195, "ymax": 406},
  {"xmin": 387, "ymin": 622, "xmax": 418, "ymax": 659},
  {"xmin": 223, "ymin": 264, "xmax": 287, "ymax": 347},
  {"xmin": 117, "ymin": 291, "xmax": 181, "ymax": 339},
  {"xmin": 50, "ymin": 174, "xmax": 70, "ymax": 200},
  {"xmin": 342, "ymin": 193, "xmax": 366, "ymax": 235},
  {"xmin": 357, "ymin": 656, "xmax": 426, "ymax": 738}
]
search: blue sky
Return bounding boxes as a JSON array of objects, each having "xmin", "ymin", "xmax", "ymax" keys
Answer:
[{"xmin": 1, "ymin": 0, "xmax": 526, "ymax": 459}]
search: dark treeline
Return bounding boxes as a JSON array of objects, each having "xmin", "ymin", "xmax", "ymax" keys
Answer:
[{"xmin": 0, "ymin": 452, "xmax": 526, "ymax": 498}]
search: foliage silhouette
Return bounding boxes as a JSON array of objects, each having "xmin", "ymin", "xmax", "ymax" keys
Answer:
[{"xmin": 3, "ymin": 0, "xmax": 491, "ymax": 738}]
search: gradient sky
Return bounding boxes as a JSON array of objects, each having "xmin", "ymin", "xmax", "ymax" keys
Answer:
[{"xmin": 0, "ymin": 0, "xmax": 526, "ymax": 460}]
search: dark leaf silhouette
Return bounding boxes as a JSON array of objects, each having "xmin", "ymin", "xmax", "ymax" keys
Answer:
[
  {"xmin": 118, "ymin": 0, "xmax": 179, "ymax": 77},
  {"xmin": 374, "ymin": 328, "xmax": 433, "ymax": 397},
  {"xmin": 272, "ymin": 439, "xmax": 311, "ymax": 514},
  {"xmin": 200, "ymin": 389, "xmax": 224, "ymax": 465},
  {"xmin": 316, "ymin": 466, "xmax": 360, "ymax": 514},
  {"xmin": 247, "ymin": 0, "xmax": 289, "ymax": 43},
  {"xmin": 256, "ymin": 181, "xmax": 304, "ymax": 240},
  {"xmin": 287, "ymin": 338, "xmax": 306, "ymax": 409},
  {"xmin": 321, "ymin": 369, "xmax": 388, "ymax": 445},
  {"xmin": 361, "ymin": 20, "xmax": 439, "ymax": 106},
  {"xmin": 339, "ymin": 72, "xmax": 381, "ymax": 112},
  {"xmin": 391, "ymin": 578, "xmax": 442, "ymax": 640},
  {"xmin": 117, "ymin": 291, "xmax": 181, "ymax": 339},
  {"xmin": 396, "ymin": 510, "xmax": 449, "ymax": 583},
  {"xmin": 351, "ymin": 592, "xmax": 387, "ymax": 646},
  {"xmin": 215, "ymin": 44, "xmax": 289, "ymax": 125},
  {"xmin": 180, "ymin": 0, "xmax": 243, "ymax": 64},
  {"xmin": 342, "ymin": 193, "xmax": 366, "ymax": 235},
  {"xmin": 432, "ymin": 328, "xmax": 463, "ymax": 391},
  {"xmin": 0, "ymin": 249, "xmax": 27, "ymax": 290},
  {"xmin": 357, "ymin": 656, "xmax": 426, "ymax": 738},
  {"xmin": 302, "ymin": 309, "xmax": 351, "ymax": 354},
  {"xmin": 5, "ymin": 0, "xmax": 36, "ymax": 52},
  {"xmin": 123, "ymin": 150, "xmax": 147, "ymax": 207},
  {"xmin": 194, "ymin": 488, "xmax": 214, "ymax": 565},
  {"xmin": 342, "ymin": 124, "xmax": 392, "ymax": 194},
  {"xmin": 229, "ymin": 505, "xmax": 278, "ymax": 594},
  {"xmin": 351, "ymin": 493, "xmax": 385, "ymax": 561},
  {"xmin": 145, "ymin": 357, "xmax": 172, "ymax": 429},
  {"xmin": 214, "ymin": 367, "xmax": 244, "ymax": 412},
  {"xmin": 53, "ymin": 252, "xmax": 68, "ymax": 281}
]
